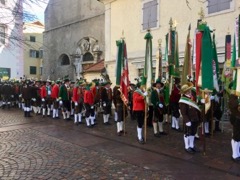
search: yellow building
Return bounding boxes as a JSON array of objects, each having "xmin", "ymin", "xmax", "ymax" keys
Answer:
[
  {"xmin": 99, "ymin": 0, "xmax": 239, "ymax": 85},
  {"xmin": 23, "ymin": 21, "xmax": 44, "ymax": 80}
]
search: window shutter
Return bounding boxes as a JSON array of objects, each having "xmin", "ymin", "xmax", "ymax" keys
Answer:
[
  {"xmin": 142, "ymin": 0, "xmax": 158, "ymax": 30},
  {"xmin": 208, "ymin": 0, "xmax": 231, "ymax": 14},
  {"xmin": 150, "ymin": 0, "xmax": 158, "ymax": 28},
  {"xmin": 143, "ymin": 2, "xmax": 151, "ymax": 30}
]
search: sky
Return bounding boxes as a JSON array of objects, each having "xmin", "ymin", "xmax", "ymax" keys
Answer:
[{"xmin": 23, "ymin": 0, "xmax": 49, "ymax": 23}]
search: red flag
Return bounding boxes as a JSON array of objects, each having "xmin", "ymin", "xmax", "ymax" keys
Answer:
[
  {"xmin": 120, "ymin": 41, "xmax": 129, "ymax": 106},
  {"xmin": 195, "ymin": 31, "xmax": 203, "ymax": 94}
]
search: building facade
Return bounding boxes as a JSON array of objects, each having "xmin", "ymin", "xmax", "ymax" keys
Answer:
[
  {"xmin": 100, "ymin": 0, "xmax": 239, "ymax": 85},
  {"xmin": 0, "ymin": 0, "xmax": 23, "ymax": 79},
  {"xmin": 23, "ymin": 21, "xmax": 44, "ymax": 80},
  {"xmin": 43, "ymin": 0, "xmax": 105, "ymax": 81}
]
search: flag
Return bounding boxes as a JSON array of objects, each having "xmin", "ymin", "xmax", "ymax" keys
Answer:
[
  {"xmin": 195, "ymin": 31, "xmax": 203, "ymax": 94},
  {"xmin": 222, "ymin": 34, "xmax": 232, "ymax": 93},
  {"xmin": 212, "ymin": 33, "xmax": 219, "ymax": 92},
  {"xmin": 174, "ymin": 31, "xmax": 180, "ymax": 77},
  {"xmin": 115, "ymin": 40, "xmax": 123, "ymax": 85},
  {"xmin": 201, "ymin": 25, "xmax": 214, "ymax": 90},
  {"xmin": 120, "ymin": 40, "xmax": 129, "ymax": 105},
  {"xmin": 165, "ymin": 34, "xmax": 169, "ymax": 77},
  {"xmin": 168, "ymin": 30, "xmax": 176, "ymax": 76},
  {"xmin": 181, "ymin": 25, "xmax": 192, "ymax": 85},
  {"xmin": 143, "ymin": 31, "xmax": 153, "ymax": 91},
  {"xmin": 232, "ymin": 15, "xmax": 240, "ymax": 96}
]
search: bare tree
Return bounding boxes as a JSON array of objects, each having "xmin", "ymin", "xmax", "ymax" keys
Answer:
[{"xmin": 0, "ymin": 0, "xmax": 48, "ymax": 49}]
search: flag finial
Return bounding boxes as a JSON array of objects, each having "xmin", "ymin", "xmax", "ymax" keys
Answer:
[
  {"xmin": 188, "ymin": 23, "xmax": 191, "ymax": 31},
  {"xmin": 169, "ymin": 17, "xmax": 173, "ymax": 30},
  {"xmin": 198, "ymin": 7, "xmax": 207, "ymax": 25},
  {"xmin": 158, "ymin": 39, "xmax": 162, "ymax": 48},
  {"xmin": 121, "ymin": 30, "xmax": 125, "ymax": 40},
  {"xmin": 227, "ymin": 27, "xmax": 230, "ymax": 35}
]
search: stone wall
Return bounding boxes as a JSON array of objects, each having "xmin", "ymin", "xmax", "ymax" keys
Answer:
[{"xmin": 43, "ymin": 0, "xmax": 105, "ymax": 81}]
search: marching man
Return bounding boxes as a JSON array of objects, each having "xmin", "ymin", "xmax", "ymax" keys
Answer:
[
  {"xmin": 59, "ymin": 78, "xmax": 71, "ymax": 120},
  {"xmin": 101, "ymin": 81, "xmax": 112, "ymax": 125},
  {"xmin": 133, "ymin": 81, "xmax": 147, "ymax": 144},
  {"xmin": 179, "ymin": 82, "xmax": 201, "ymax": 154},
  {"xmin": 151, "ymin": 78, "xmax": 167, "ymax": 137},
  {"xmin": 51, "ymin": 79, "xmax": 61, "ymax": 119},
  {"xmin": 72, "ymin": 81, "xmax": 84, "ymax": 125},
  {"xmin": 84, "ymin": 83, "xmax": 95, "ymax": 127}
]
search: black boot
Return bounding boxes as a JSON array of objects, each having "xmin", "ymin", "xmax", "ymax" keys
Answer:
[
  {"xmin": 24, "ymin": 111, "xmax": 27, "ymax": 117},
  {"xmin": 27, "ymin": 112, "xmax": 32, "ymax": 117},
  {"xmin": 214, "ymin": 121, "xmax": 221, "ymax": 132}
]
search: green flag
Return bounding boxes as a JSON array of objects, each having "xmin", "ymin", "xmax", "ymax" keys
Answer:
[
  {"xmin": 115, "ymin": 40, "xmax": 123, "ymax": 85},
  {"xmin": 143, "ymin": 31, "xmax": 153, "ymax": 91},
  {"xmin": 201, "ymin": 26, "xmax": 214, "ymax": 90},
  {"xmin": 212, "ymin": 33, "xmax": 220, "ymax": 91},
  {"xmin": 174, "ymin": 32, "xmax": 180, "ymax": 77}
]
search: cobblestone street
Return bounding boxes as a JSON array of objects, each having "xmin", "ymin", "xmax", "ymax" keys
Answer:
[{"xmin": 0, "ymin": 108, "xmax": 239, "ymax": 180}]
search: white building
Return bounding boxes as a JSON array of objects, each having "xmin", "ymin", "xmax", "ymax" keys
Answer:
[
  {"xmin": 0, "ymin": 0, "xmax": 24, "ymax": 80},
  {"xmin": 99, "ymin": 0, "xmax": 240, "ymax": 85}
]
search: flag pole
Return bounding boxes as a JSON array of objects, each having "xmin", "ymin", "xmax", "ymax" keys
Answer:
[
  {"xmin": 143, "ymin": 28, "xmax": 153, "ymax": 143},
  {"xmin": 121, "ymin": 31, "xmax": 126, "ymax": 136}
]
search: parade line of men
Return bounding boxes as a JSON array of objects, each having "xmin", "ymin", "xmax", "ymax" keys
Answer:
[{"xmin": 0, "ymin": 76, "xmax": 239, "ymax": 162}]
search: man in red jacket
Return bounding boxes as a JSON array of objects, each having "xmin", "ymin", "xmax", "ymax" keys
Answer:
[
  {"xmin": 84, "ymin": 83, "xmax": 95, "ymax": 127},
  {"xmin": 133, "ymin": 81, "xmax": 147, "ymax": 144},
  {"xmin": 51, "ymin": 79, "xmax": 61, "ymax": 119},
  {"xmin": 72, "ymin": 81, "xmax": 84, "ymax": 125}
]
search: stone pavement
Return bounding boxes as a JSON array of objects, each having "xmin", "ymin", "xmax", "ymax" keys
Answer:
[{"xmin": 0, "ymin": 108, "xmax": 239, "ymax": 180}]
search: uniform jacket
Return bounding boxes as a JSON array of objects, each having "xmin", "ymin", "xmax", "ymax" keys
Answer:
[
  {"xmin": 59, "ymin": 84, "xmax": 70, "ymax": 101},
  {"xmin": 84, "ymin": 89, "xmax": 94, "ymax": 105},
  {"xmin": 22, "ymin": 85, "xmax": 33, "ymax": 100},
  {"xmin": 40, "ymin": 85, "xmax": 47, "ymax": 98},
  {"xmin": 101, "ymin": 87, "xmax": 112, "ymax": 105},
  {"xmin": 151, "ymin": 88, "xmax": 165, "ymax": 109},
  {"xmin": 170, "ymin": 84, "xmax": 181, "ymax": 103},
  {"xmin": 229, "ymin": 94, "xmax": 240, "ymax": 141},
  {"xmin": 133, "ymin": 90, "xmax": 145, "ymax": 111},
  {"xmin": 179, "ymin": 95, "xmax": 201, "ymax": 123},
  {"xmin": 51, "ymin": 84, "xmax": 59, "ymax": 99}
]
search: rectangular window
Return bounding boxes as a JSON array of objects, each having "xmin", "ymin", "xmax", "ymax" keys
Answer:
[
  {"xmin": 39, "ymin": 49, "xmax": 43, "ymax": 58},
  {"xmin": 142, "ymin": 0, "xmax": 158, "ymax": 30},
  {"xmin": 208, "ymin": 0, "xmax": 232, "ymax": 14},
  {"xmin": 30, "ymin": 66, "xmax": 37, "ymax": 75},
  {"xmin": 30, "ymin": 36, "xmax": 36, "ymax": 42},
  {"xmin": 40, "ymin": 67, "xmax": 43, "ymax": 75},
  {"xmin": 29, "ymin": 49, "xmax": 40, "ymax": 58},
  {"xmin": 0, "ymin": 25, "xmax": 6, "ymax": 45}
]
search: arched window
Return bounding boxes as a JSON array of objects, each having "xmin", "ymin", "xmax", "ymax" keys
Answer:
[
  {"xmin": 83, "ymin": 52, "xmax": 94, "ymax": 62},
  {"xmin": 59, "ymin": 54, "xmax": 70, "ymax": 66}
]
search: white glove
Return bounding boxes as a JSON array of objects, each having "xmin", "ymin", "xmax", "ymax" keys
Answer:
[
  {"xmin": 11, "ymin": 95, "xmax": 14, "ymax": 98},
  {"xmin": 200, "ymin": 99, "xmax": 205, "ymax": 104},
  {"xmin": 186, "ymin": 122, "xmax": 191, "ymax": 127},
  {"xmin": 210, "ymin": 96, "xmax": 215, "ymax": 100},
  {"xmin": 56, "ymin": 98, "xmax": 59, "ymax": 102},
  {"xmin": 75, "ymin": 102, "xmax": 78, "ymax": 106},
  {"xmin": 32, "ymin": 98, "xmax": 36, "ymax": 102},
  {"xmin": 42, "ymin": 98, "xmax": 45, "ymax": 102},
  {"xmin": 143, "ymin": 92, "xmax": 148, "ymax": 96},
  {"xmin": 91, "ymin": 106, "xmax": 94, "ymax": 109},
  {"xmin": 103, "ymin": 102, "xmax": 106, "ymax": 107},
  {"xmin": 19, "ymin": 94, "xmax": 22, "ymax": 98},
  {"xmin": 59, "ymin": 100, "xmax": 63, "ymax": 105},
  {"xmin": 159, "ymin": 103, "xmax": 163, "ymax": 108}
]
